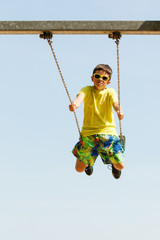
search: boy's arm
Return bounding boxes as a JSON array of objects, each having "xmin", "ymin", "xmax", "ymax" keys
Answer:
[
  {"xmin": 69, "ymin": 93, "xmax": 84, "ymax": 112},
  {"xmin": 113, "ymin": 102, "xmax": 124, "ymax": 120}
]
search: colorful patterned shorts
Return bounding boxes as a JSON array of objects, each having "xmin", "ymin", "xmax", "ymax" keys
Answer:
[{"xmin": 72, "ymin": 134, "xmax": 124, "ymax": 166}]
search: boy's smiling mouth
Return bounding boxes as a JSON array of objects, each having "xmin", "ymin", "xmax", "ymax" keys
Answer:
[
  {"xmin": 96, "ymin": 80, "xmax": 103, "ymax": 84},
  {"xmin": 95, "ymin": 80, "xmax": 104, "ymax": 86}
]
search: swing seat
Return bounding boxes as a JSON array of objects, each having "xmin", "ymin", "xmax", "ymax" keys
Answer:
[{"xmin": 119, "ymin": 135, "xmax": 126, "ymax": 151}]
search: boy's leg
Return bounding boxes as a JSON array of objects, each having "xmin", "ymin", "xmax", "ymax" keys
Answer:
[
  {"xmin": 99, "ymin": 135, "xmax": 124, "ymax": 179},
  {"xmin": 75, "ymin": 159, "xmax": 88, "ymax": 173},
  {"xmin": 113, "ymin": 162, "xmax": 124, "ymax": 170},
  {"xmin": 72, "ymin": 135, "xmax": 98, "ymax": 174}
]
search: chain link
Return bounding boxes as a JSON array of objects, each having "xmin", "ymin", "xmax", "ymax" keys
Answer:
[
  {"xmin": 115, "ymin": 39, "xmax": 123, "ymax": 143},
  {"xmin": 47, "ymin": 39, "xmax": 81, "ymax": 137}
]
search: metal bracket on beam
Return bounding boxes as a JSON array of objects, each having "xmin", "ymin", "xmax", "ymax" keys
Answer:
[
  {"xmin": 108, "ymin": 31, "xmax": 122, "ymax": 40},
  {"xmin": 39, "ymin": 31, "xmax": 53, "ymax": 39}
]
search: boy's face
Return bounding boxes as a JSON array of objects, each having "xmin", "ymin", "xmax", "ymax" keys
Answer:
[{"xmin": 91, "ymin": 70, "xmax": 110, "ymax": 91}]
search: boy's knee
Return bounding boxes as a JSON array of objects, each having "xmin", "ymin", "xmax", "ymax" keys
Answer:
[
  {"xmin": 75, "ymin": 159, "xmax": 87, "ymax": 173},
  {"xmin": 75, "ymin": 165, "xmax": 84, "ymax": 173},
  {"xmin": 113, "ymin": 162, "xmax": 124, "ymax": 170}
]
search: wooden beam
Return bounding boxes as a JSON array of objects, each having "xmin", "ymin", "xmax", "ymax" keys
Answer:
[{"xmin": 0, "ymin": 21, "xmax": 160, "ymax": 35}]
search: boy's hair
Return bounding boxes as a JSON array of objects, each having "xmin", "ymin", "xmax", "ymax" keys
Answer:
[{"xmin": 93, "ymin": 64, "xmax": 112, "ymax": 80}]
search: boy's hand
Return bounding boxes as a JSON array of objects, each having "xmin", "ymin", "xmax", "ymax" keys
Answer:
[
  {"xmin": 69, "ymin": 94, "xmax": 84, "ymax": 112},
  {"xmin": 117, "ymin": 110, "xmax": 124, "ymax": 120},
  {"xmin": 69, "ymin": 101, "xmax": 77, "ymax": 112},
  {"xmin": 113, "ymin": 102, "xmax": 124, "ymax": 120}
]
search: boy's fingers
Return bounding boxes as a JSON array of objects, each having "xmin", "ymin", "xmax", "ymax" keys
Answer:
[
  {"xmin": 69, "ymin": 104, "xmax": 76, "ymax": 111},
  {"xmin": 119, "ymin": 114, "xmax": 124, "ymax": 120},
  {"xmin": 69, "ymin": 105, "xmax": 73, "ymax": 111},
  {"xmin": 117, "ymin": 112, "xmax": 124, "ymax": 120}
]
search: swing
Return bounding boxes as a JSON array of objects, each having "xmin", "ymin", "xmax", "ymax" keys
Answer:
[{"xmin": 40, "ymin": 31, "xmax": 126, "ymax": 151}]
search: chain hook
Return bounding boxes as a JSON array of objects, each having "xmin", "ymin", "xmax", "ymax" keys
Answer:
[
  {"xmin": 108, "ymin": 32, "xmax": 122, "ymax": 41},
  {"xmin": 39, "ymin": 31, "xmax": 53, "ymax": 40}
]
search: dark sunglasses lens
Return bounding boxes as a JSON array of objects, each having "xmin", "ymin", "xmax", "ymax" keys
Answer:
[
  {"xmin": 102, "ymin": 76, "xmax": 108, "ymax": 81},
  {"xmin": 94, "ymin": 74, "xmax": 100, "ymax": 79}
]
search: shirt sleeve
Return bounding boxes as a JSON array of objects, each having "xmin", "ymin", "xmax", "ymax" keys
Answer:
[
  {"xmin": 109, "ymin": 88, "xmax": 118, "ymax": 106},
  {"xmin": 78, "ymin": 86, "xmax": 90, "ymax": 97}
]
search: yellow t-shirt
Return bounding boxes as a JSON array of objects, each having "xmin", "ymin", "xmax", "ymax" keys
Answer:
[{"xmin": 79, "ymin": 86, "xmax": 118, "ymax": 137}]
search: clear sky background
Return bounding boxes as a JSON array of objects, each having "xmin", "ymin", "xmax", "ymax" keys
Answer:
[{"xmin": 0, "ymin": 1, "xmax": 160, "ymax": 240}]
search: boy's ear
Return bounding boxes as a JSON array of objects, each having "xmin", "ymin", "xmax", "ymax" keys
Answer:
[
  {"xmin": 91, "ymin": 76, "xmax": 93, "ymax": 81},
  {"xmin": 107, "ymin": 80, "xmax": 111, "ymax": 85}
]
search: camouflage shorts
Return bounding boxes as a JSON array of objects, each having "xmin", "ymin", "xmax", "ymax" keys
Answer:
[{"xmin": 72, "ymin": 134, "xmax": 124, "ymax": 166}]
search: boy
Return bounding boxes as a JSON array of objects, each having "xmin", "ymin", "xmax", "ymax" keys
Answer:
[{"xmin": 69, "ymin": 64, "xmax": 124, "ymax": 179}]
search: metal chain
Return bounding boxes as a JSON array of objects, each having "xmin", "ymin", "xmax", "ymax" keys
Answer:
[
  {"xmin": 47, "ymin": 39, "xmax": 81, "ymax": 136},
  {"xmin": 115, "ymin": 39, "xmax": 123, "ymax": 142}
]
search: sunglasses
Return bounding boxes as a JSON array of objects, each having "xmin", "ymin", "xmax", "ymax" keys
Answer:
[{"xmin": 93, "ymin": 73, "xmax": 110, "ymax": 81}]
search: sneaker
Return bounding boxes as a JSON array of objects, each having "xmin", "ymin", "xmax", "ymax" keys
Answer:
[
  {"xmin": 112, "ymin": 165, "xmax": 121, "ymax": 179},
  {"xmin": 85, "ymin": 166, "xmax": 93, "ymax": 176}
]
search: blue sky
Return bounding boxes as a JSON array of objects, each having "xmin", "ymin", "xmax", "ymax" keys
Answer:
[{"xmin": 0, "ymin": 0, "xmax": 160, "ymax": 240}]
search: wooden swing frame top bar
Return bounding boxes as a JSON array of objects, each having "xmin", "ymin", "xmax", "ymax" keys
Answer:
[{"xmin": 0, "ymin": 21, "xmax": 160, "ymax": 35}]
